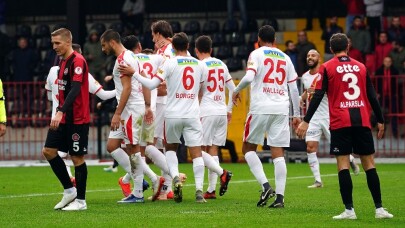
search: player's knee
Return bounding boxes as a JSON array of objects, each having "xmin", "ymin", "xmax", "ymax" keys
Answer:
[
  {"xmin": 71, "ymin": 155, "xmax": 85, "ymax": 166},
  {"xmin": 42, "ymin": 148, "xmax": 57, "ymax": 160},
  {"xmin": 106, "ymin": 143, "xmax": 119, "ymax": 153},
  {"xmin": 306, "ymin": 144, "xmax": 316, "ymax": 152}
]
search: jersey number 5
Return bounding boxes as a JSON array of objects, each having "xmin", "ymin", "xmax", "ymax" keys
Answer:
[
  {"xmin": 182, "ymin": 66, "xmax": 195, "ymax": 90},
  {"xmin": 263, "ymin": 58, "xmax": 286, "ymax": 85},
  {"xmin": 342, "ymin": 73, "xmax": 360, "ymax": 100},
  {"xmin": 207, "ymin": 69, "xmax": 225, "ymax": 92}
]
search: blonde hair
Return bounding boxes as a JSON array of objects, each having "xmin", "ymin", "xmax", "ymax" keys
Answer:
[{"xmin": 51, "ymin": 28, "xmax": 72, "ymax": 42}]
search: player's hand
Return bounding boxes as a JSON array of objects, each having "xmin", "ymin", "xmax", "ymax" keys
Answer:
[
  {"xmin": 292, "ymin": 117, "xmax": 301, "ymax": 130},
  {"xmin": 157, "ymin": 81, "xmax": 167, "ymax": 96},
  {"xmin": 118, "ymin": 64, "xmax": 135, "ymax": 76},
  {"xmin": 104, "ymin": 75, "xmax": 113, "ymax": 82},
  {"xmin": 296, "ymin": 121, "xmax": 309, "ymax": 138},
  {"xmin": 154, "ymin": 39, "xmax": 166, "ymax": 50},
  {"xmin": 144, "ymin": 107, "xmax": 154, "ymax": 125},
  {"xmin": 300, "ymin": 99, "xmax": 306, "ymax": 108},
  {"xmin": 111, "ymin": 113, "xmax": 121, "ymax": 131},
  {"xmin": 377, "ymin": 123, "xmax": 385, "ymax": 139},
  {"xmin": 50, "ymin": 111, "xmax": 63, "ymax": 130},
  {"xmin": 96, "ymin": 102, "xmax": 102, "ymax": 110},
  {"xmin": 0, "ymin": 123, "xmax": 6, "ymax": 137},
  {"xmin": 232, "ymin": 92, "xmax": 241, "ymax": 106},
  {"xmin": 227, "ymin": 112, "xmax": 232, "ymax": 124}
]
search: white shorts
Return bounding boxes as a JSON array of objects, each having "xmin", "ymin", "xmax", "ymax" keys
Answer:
[
  {"xmin": 154, "ymin": 103, "xmax": 166, "ymax": 140},
  {"xmin": 201, "ymin": 115, "xmax": 227, "ymax": 146},
  {"xmin": 108, "ymin": 105, "xmax": 144, "ymax": 145},
  {"xmin": 305, "ymin": 118, "xmax": 330, "ymax": 142},
  {"xmin": 165, "ymin": 118, "xmax": 203, "ymax": 147},
  {"xmin": 140, "ymin": 112, "xmax": 156, "ymax": 146},
  {"xmin": 243, "ymin": 114, "xmax": 290, "ymax": 147}
]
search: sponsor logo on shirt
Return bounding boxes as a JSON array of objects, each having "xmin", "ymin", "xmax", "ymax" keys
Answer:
[
  {"xmin": 74, "ymin": 66, "xmax": 83, "ymax": 75},
  {"xmin": 64, "ymin": 68, "xmax": 69, "ymax": 75},
  {"xmin": 58, "ymin": 79, "xmax": 67, "ymax": 90},
  {"xmin": 205, "ymin": 60, "xmax": 222, "ymax": 67},
  {"xmin": 137, "ymin": 55, "xmax": 150, "ymax": 61},
  {"xmin": 336, "ymin": 64, "xmax": 360, "ymax": 73},
  {"xmin": 263, "ymin": 50, "xmax": 285, "ymax": 59},
  {"xmin": 177, "ymin": 59, "xmax": 198, "ymax": 65}
]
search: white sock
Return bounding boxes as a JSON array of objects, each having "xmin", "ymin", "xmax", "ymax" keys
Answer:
[
  {"xmin": 273, "ymin": 157, "xmax": 287, "ymax": 196},
  {"xmin": 162, "ymin": 171, "xmax": 173, "ymax": 192},
  {"xmin": 64, "ymin": 187, "xmax": 75, "ymax": 194},
  {"xmin": 141, "ymin": 157, "xmax": 157, "ymax": 183},
  {"xmin": 145, "ymin": 145, "xmax": 169, "ymax": 173},
  {"xmin": 244, "ymin": 151, "xmax": 268, "ymax": 190},
  {"xmin": 202, "ymin": 151, "xmax": 223, "ymax": 175},
  {"xmin": 165, "ymin": 150, "xmax": 179, "ymax": 178},
  {"xmin": 110, "ymin": 148, "xmax": 131, "ymax": 174},
  {"xmin": 207, "ymin": 156, "xmax": 219, "ymax": 193},
  {"xmin": 65, "ymin": 163, "xmax": 73, "ymax": 178},
  {"xmin": 193, "ymin": 157, "xmax": 205, "ymax": 192},
  {"xmin": 130, "ymin": 152, "xmax": 144, "ymax": 198},
  {"xmin": 349, "ymin": 154, "xmax": 355, "ymax": 162},
  {"xmin": 122, "ymin": 173, "xmax": 131, "ymax": 184},
  {"xmin": 307, "ymin": 153, "xmax": 321, "ymax": 183}
]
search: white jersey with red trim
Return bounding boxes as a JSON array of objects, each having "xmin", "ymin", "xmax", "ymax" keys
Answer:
[
  {"xmin": 155, "ymin": 56, "xmax": 205, "ymax": 118},
  {"xmin": 301, "ymin": 70, "xmax": 329, "ymax": 120},
  {"xmin": 200, "ymin": 57, "xmax": 232, "ymax": 117},
  {"xmin": 155, "ymin": 43, "xmax": 175, "ymax": 104},
  {"xmin": 113, "ymin": 50, "xmax": 143, "ymax": 105},
  {"xmin": 136, "ymin": 53, "xmax": 165, "ymax": 113},
  {"xmin": 246, "ymin": 46, "xmax": 297, "ymax": 115},
  {"xmin": 45, "ymin": 66, "xmax": 103, "ymax": 118}
]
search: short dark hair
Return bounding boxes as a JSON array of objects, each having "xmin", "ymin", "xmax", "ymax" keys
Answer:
[
  {"xmin": 122, "ymin": 35, "xmax": 139, "ymax": 50},
  {"xmin": 51, "ymin": 28, "xmax": 72, "ymax": 41},
  {"xmin": 151, "ymin": 20, "xmax": 173, "ymax": 38},
  {"xmin": 195, "ymin": 35, "xmax": 212, "ymax": 53},
  {"xmin": 100, "ymin": 29, "xmax": 121, "ymax": 43},
  {"xmin": 285, "ymin": 40, "xmax": 293, "ymax": 47},
  {"xmin": 141, "ymin": 48, "xmax": 154, "ymax": 54},
  {"xmin": 330, "ymin": 33, "xmax": 348, "ymax": 53},
  {"xmin": 258, "ymin": 25, "xmax": 275, "ymax": 43},
  {"xmin": 172, "ymin": 32, "xmax": 189, "ymax": 51},
  {"xmin": 72, "ymin": 43, "xmax": 81, "ymax": 53}
]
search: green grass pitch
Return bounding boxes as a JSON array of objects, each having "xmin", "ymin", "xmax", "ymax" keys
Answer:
[{"xmin": 0, "ymin": 163, "xmax": 403, "ymax": 227}]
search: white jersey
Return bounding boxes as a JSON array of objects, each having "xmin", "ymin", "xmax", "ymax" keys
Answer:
[
  {"xmin": 246, "ymin": 46, "xmax": 298, "ymax": 115},
  {"xmin": 155, "ymin": 56, "xmax": 205, "ymax": 118},
  {"xmin": 200, "ymin": 57, "xmax": 232, "ymax": 117},
  {"xmin": 155, "ymin": 43, "xmax": 175, "ymax": 104},
  {"xmin": 45, "ymin": 66, "xmax": 102, "ymax": 118},
  {"xmin": 113, "ymin": 50, "xmax": 143, "ymax": 105},
  {"xmin": 136, "ymin": 53, "xmax": 165, "ymax": 113},
  {"xmin": 301, "ymin": 70, "xmax": 329, "ymax": 120}
]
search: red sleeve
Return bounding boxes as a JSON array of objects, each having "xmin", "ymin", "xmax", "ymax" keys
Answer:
[
  {"xmin": 72, "ymin": 58, "xmax": 85, "ymax": 82},
  {"xmin": 315, "ymin": 64, "xmax": 325, "ymax": 90}
]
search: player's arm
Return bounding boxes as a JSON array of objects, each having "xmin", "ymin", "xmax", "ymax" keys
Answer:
[
  {"xmin": 366, "ymin": 72, "xmax": 385, "ymax": 139},
  {"xmin": 303, "ymin": 68, "xmax": 327, "ymax": 124},
  {"xmin": 232, "ymin": 70, "xmax": 254, "ymax": 106},
  {"xmin": 118, "ymin": 64, "xmax": 161, "ymax": 90},
  {"xmin": 142, "ymin": 83, "xmax": 153, "ymax": 124},
  {"xmin": 225, "ymin": 78, "xmax": 236, "ymax": 112},
  {"xmin": 288, "ymin": 80, "xmax": 301, "ymax": 118},
  {"xmin": 0, "ymin": 79, "xmax": 6, "ymax": 137},
  {"xmin": 300, "ymin": 90, "xmax": 308, "ymax": 108},
  {"xmin": 96, "ymin": 89, "xmax": 116, "ymax": 101}
]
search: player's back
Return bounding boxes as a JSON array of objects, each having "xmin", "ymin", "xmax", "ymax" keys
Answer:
[
  {"xmin": 159, "ymin": 56, "xmax": 204, "ymax": 118},
  {"xmin": 301, "ymin": 70, "xmax": 329, "ymax": 120},
  {"xmin": 321, "ymin": 55, "xmax": 371, "ymax": 130},
  {"xmin": 248, "ymin": 46, "xmax": 297, "ymax": 115},
  {"xmin": 200, "ymin": 57, "xmax": 231, "ymax": 117}
]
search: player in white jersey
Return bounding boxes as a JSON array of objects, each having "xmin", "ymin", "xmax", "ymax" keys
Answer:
[
  {"xmin": 100, "ymin": 30, "xmax": 162, "ymax": 203},
  {"xmin": 45, "ymin": 43, "xmax": 116, "ymax": 185},
  {"xmin": 119, "ymin": 32, "xmax": 232, "ymax": 203},
  {"xmin": 195, "ymin": 35, "xmax": 236, "ymax": 199},
  {"xmin": 301, "ymin": 50, "xmax": 360, "ymax": 188},
  {"xmin": 232, "ymin": 25, "xmax": 301, "ymax": 208}
]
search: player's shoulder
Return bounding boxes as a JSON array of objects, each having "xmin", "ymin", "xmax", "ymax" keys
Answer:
[
  {"xmin": 73, "ymin": 51, "xmax": 86, "ymax": 63},
  {"xmin": 49, "ymin": 66, "xmax": 59, "ymax": 73}
]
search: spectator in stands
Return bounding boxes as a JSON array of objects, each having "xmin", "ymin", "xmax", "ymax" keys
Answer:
[
  {"xmin": 83, "ymin": 30, "xmax": 106, "ymax": 82},
  {"xmin": 348, "ymin": 36, "xmax": 364, "ymax": 63},
  {"xmin": 387, "ymin": 16, "xmax": 405, "ymax": 43},
  {"xmin": 227, "ymin": 0, "xmax": 248, "ymax": 31},
  {"xmin": 0, "ymin": 31, "xmax": 10, "ymax": 79},
  {"xmin": 321, "ymin": 16, "xmax": 344, "ymax": 62},
  {"xmin": 296, "ymin": 30, "xmax": 316, "ymax": 76},
  {"xmin": 341, "ymin": 0, "xmax": 365, "ymax": 33},
  {"xmin": 375, "ymin": 56, "xmax": 399, "ymax": 138},
  {"xmin": 389, "ymin": 39, "xmax": 405, "ymax": 74},
  {"xmin": 5, "ymin": 37, "xmax": 38, "ymax": 82},
  {"xmin": 364, "ymin": 0, "xmax": 384, "ymax": 50},
  {"xmin": 375, "ymin": 31, "xmax": 393, "ymax": 68},
  {"xmin": 0, "ymin": 0, "xmax": 5, "ymax": 33},
  {"xmin": 284, "ymin": 40, "xmax": 298, "ymax": 71},
  {"xmin": 304, "ymin": 0, "xmax": 326, "ymax": 31},
  {"xmin": 120, "ymin": 0, "xmax": 145, "ymax": 35},
  {"xmin": 347, "ymin": 16, "xmax": 371, "ymax": 55}
]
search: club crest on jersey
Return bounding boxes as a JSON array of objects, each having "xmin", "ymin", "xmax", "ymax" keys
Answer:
[
  {"xmin": 72, "ymin": 133, "xmax": 80, "ymax": 142},
  {"xmin": 74, "ymin": 67, "xmax": 83, "ymax": 74},
  {"xmin": 64, "ymin": 68, "xmax": 69, "ymax": 75}
]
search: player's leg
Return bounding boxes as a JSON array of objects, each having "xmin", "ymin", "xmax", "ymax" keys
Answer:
[
  {"xmin": 267, "ymin": 114, "xmax": 290, "ymax": 208},
  {"xmin": 305, "ymin": 121, "xmax": 322, "ymax": 188},
  {"xmin": 58, "ymin": 151, "xmax": 75, "ymax": 186},
  {"xmin": 242, "ymin": 114, "xmax": 275, "ymax": 207},
  {"xmin": 103, "ymin": 159, "xmax": 118, "ymax": 172},
  {"xmin": 349, "ymin": 154, "xmax": 360, "ymax": 175},
  {"xmin": 62, "ymin": 124, "xmax": 89, "ymax": 211},
  {"xmin": 43, "ymin": 124, "xmax": 76, "ymax": 210}
]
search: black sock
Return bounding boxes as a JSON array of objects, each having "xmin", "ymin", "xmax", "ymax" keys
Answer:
[
  {"xmin": 263, "ymin": 182, "xmax": 270, "ymax": 190},
  {"xmin": 338, "ymin": 169, "xmax": 353, "ymax": 210},
  {"xmin": 75, "ymin": 163, "xmax": 88, "ymax": 200},
  {"xmin": 366, "ymin": 168, "xmax": 382, "ymax": 208},
  {"xmin": 48, "ymin": 156, "xmax": 73, "ymax": 189},
  {"xmin": 276, "ymin": 194, "xmax": 284, "ymax": 203},
  {"xmin": 113, "ymin": 159, "xmax": 119, "ymax": 168}
]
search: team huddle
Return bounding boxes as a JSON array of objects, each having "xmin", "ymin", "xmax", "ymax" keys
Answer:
[{"xmin": 42, "ymin": 20, "xmax": 393, "ymax": 219}]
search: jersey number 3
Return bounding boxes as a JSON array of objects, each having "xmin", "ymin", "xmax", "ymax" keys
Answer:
[
  {"xmin": 263, "ymin": 58, "xmax": 286, "ymax": 85},
  {"xmin": 342, "ymin": 73, "xmax": 360, "ymax": 100}
]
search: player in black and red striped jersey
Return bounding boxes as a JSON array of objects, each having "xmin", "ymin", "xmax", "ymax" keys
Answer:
[
  {"xmin": 42, "ymin": 28, "xmax": 90, "ymax": 211},
  {"xmin": 297, "ymin": 33, "xmax": 393, "ymax": 220}
]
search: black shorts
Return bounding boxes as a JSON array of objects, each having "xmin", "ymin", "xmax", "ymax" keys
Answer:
[
  {"xmin": 330, "ymin": 127, "xmax": 375, "ymax": 156},
  {"xmin": 45, "ymin": 123, "xmax": 89, "ymax": 155}
]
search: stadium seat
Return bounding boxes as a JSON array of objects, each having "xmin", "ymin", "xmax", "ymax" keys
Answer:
[
  {"xmin": 188, "ymin": 33, "xmax": 201, "ymax": 48},
  {"xmin": 202, "ymin": 20, "xmax": 220, "ymax": 34},
  {"xmin": 31, "ymin": 99, "xmax": 47, "ymax": 114},
  {"xmin": 170, "ymin": 21, "xmax": 181, "ymax": 33},
  {"xmin": 34, "ymin": 24, "xmax": 50, "ymax": 39},
  {"xmin": 226, "ymin": 57, "xmax": 243, "ymax": 72},
  {"xmin": 31, "ymin": 112, "xmax": 49, "ymax": 128},
  {"xmin": 16, "ymin": 24, "xmax": 32, "ymax": 38},
  {"xmin": 184, "ymin": 20, "xmax": 201, "ymax": 35},
  {"xmin": 10, "ymin": 101, "xmax": 28, "ymax": 115},
  {"xmin": 109, "ymin": 22, "xmax": 124, "ymax": 34},
  {"xmin": 215, "ymin": 45, "xmax": 233, "ymax": 60},
  {"xmin": 235, "ymin": 44, "xmax": 252, "ymax": 60},
  {"xmin": 90, "ymin": 23, "xmax": 107, "ymax": 36},
  {"xmin": 211, "ymin": 32, "xmax": 225, "ymax": 47},
  {"xmin": 229, "ymin": 32, "xmax": 246, "ymax": 46},
  {"xmin": 223, "ymin": 19, "xmax": 239, "ymax": 34},
  {"xmin": 245, "ymin": 18, "xmax": 258, "ymax": 32},
  {"xmin": 27, "ymin": 37, "xmax": 37, "ymax": 49},
  {"xmin": 38, "ymin": 37, "xmax": 52, "ymax": 50},
  {"xmin": 262, "ymin": 18, "xmax": 279, "ymax": 31},
  {"xmin": 52, "ymin": 24, "xmax": 68, "ymax": 32},
  {"xmin": 248, "ymin": 32, "xmax": 258, "ymax": 45}
]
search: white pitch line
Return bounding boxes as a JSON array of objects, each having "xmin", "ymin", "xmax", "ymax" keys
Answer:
[{"xmin": 0, "ymin": 173, "xmax": 343, "ymax": 199}]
